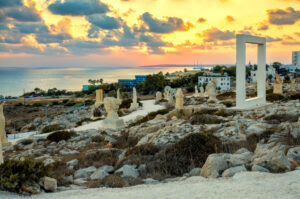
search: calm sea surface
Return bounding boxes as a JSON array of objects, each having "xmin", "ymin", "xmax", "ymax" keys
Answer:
[{"xmin": 0, "ymin": 66, "xmax": 195, "ymax": 96}]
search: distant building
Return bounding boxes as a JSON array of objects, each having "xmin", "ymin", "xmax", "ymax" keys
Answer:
[
  {"xmin": 198, "ymin": 73, "xmax": 230, "ymax": 91},
  {"xmin": 250, "ymin": 65, "xmax": 276, "ymax": 83},
  {"xmin": 118, "ymin": 75, "xmax": 147, "ymax": 89},
  {"xmin": 82, "ymin": 85, "xmax": 95, "ymax": 91},
  {"xmin": 292, "ymin": 51, "xmax": 300, "ymax": 66}
]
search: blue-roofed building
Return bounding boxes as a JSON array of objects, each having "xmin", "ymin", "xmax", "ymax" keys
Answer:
[
  {"xmin": 82, "ymin": 85, "xmax": 93, "ymax": 91},
  {"xmin": 118, "ymin": 75, "xmax": 147, "ymax": 89}
]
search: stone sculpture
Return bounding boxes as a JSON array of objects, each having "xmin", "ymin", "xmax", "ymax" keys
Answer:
[
  {"xmin": 206, "ymin": 80, "xmax": 218, "ymax": 102},
  {"xmin": 117, "ymin": 88, "xmax": 121, "ymax": 102},
  {"xmin": 0, "ymin": 139, "xmax": 3, "ymax": 164},
  {"xmin": 193, "ymin": 85, "xmax": 199, "ymax": 97},
  {"xmin": 200, "ymin": 86, "xmax": 205, "ymax": 98},
  {"xmin": 155, "ymin": 91, "xmax": 162, "ymax": 102},
  {"xmin": 130, "ymin": 87, "xmax": 139, "ymax": 111},
  {"xmin": 103, "ymin": 97, "xmax": 124, "ymax": 129},
  {"xmin": 0, "ymin": 102, "xmax": 8, "ymax": 144},
  {"xmin": 273, "ymin": 74, "xmax": 283, "ymax": 94},
  {"xmin": 175, "ymin": 88, "xmax": 184, "ymax": 109},
  {"xmin": 95, "ymin": 89, "xmax": 103, "ymax": 108}
]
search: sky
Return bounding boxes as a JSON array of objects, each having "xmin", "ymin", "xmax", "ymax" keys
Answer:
[{"xmin": 0, "ymin": 0, "xmax": 300, "ymax": 67}]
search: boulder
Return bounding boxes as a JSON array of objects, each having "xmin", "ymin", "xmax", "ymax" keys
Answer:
[
  {"xmin": 74, "ymin": 166, "xmax": 97, "ymax": 179},
  {"xmin": 67, "ymin": 159, "xmax": 78, "ymax": 167},
  {"xmin": 41, "ymin": 177, "xmax": 57, "ymax": 192},
  {"xmin": 189, "ymin": 168, "xmax": 201, "ymax": 176},
  {"xmin": 252, "ymin": 164, "xmax": 270, "ymax": 172},
  {"xmin": 252, "ymin": 143, "xmax": 291, "ymax": 172},
  {"xmin": 222, "ymin": 165, "xmax": 246, "ymax": 177},
  {"xmin": 200, "ymin": 152, "xmax": 252, "ymax": 178},
  {"xmin": 287, "ymin": 146, "xmax": 300, "ymax": 166},
  {"xmin": 90, "ymin": 165, "xmax": 114, "ymax": 180},
  {"xmin": 115, "ymin": 165, "xmax": 139, "ymax": 178}
]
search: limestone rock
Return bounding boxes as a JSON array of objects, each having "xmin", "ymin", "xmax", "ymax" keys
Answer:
[
  {"xmin": 206, "ymin": 79, "xmax": 218, "ymax": 102},
  {"xmin": 90, "ymin": 165, "xmax": 113, "ymax": 180},
  {"xmin": 273, "ymin": 74, "xmax": 283, "ymax": 94},
  {"xmin": 95, "ymin": 89, "xmax": 103, "ymax": 108},
  {"xmin": 41, "ymin": 177, "xmax": 57, "ymax": 192},
  {"xmin": 155, "ymin": 92, "xmax": 162, "ymax": 102},
  {"xmin": 189, "ymin": 168, "xmax": 201, "ymax": 176},
  {"xmin": 287, "ymin": 147, "xmax": 300, "ymax": 165},
  {"xmin": 67, "ymin": 159, "xmax": 78, "ymax": 167},
  {"xmin": 130, "ymin": 87, "xmax": 139, "ymax": 111},
  {"xmin": 252, "ymin": 143, "xmax": 291, "ymax": 172},
  {"xmin": 200, "ymin": 152, "xmax": 252, "ymax": 178},
  {"xmin": 222, "ymin": 165, "xmax": 246, "ymax": 177},
  {"xmin": 74, "ymin": 166, "xmax": 97, "ymax": 179},
  {"xmin": 115, "ymin": 165, "xmax": 139, "ymax": 178},
  {"xmin": 252, "ymin": 164, "xmax": 270, "ymax": 172},
  {"xmin": 0, "ymin": 102, "xmax": 8, "ymax": 144}
]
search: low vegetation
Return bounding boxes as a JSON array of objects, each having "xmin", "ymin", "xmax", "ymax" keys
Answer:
[
  {"xmin": 129, "ymin": 108, "xmax": 170, "ymax": 127},
  {"xmin": 0, "ymin": 159, "xmax": 50, "ymax": 194},
  {"xmin": 266, "ymin": 93, "xmax": 285, "ymax": 102},
  {"xmin": 42, "ymin": 124, "xmax": 65, "ymax": 134},
  {"xmin": 47, "ymin": 130, "xmax": 76, "ymax": 142}
]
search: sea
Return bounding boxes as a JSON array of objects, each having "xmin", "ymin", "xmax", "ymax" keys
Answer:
[{"xmin": 0, "ymin": 66, "xmax": 198, "ymax": 97}]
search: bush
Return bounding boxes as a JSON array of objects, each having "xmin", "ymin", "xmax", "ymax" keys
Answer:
[
  {"xmin": 217, "ymin": 91, "xmax": 236, "ymax": 100},
  {"xmin": 214, "ymin": 109, "xmax": 236, "ymax": 117},
  {"xmin": 266, "ymin": 93, "xmax": 284, "ymax": 102},
  {"xmin": 84, "ymin": 99, "xmax": 95, "ymax": 106},
  {"xmin": 289, "ymin": 93, "xmax": 300, "ymax": 100},
  {"xmin": 264, "ymin": 113, "xmax": 299, "ymax": 123},
  {"xmin": 76, "ymin": 117, "xmax": 103, "ymax": 126},
  {"xmin": 32, "ymin": 102, "xmax": 44, "ymax": 107},
  {"xmin": 190, "ymin": 114, "xmax": 224, "ymax": 125},
  {"xmin": 119, "ymin": 99, "xmax": 143, "ymax": 109},
  {"xmin": 62, "ymin": 99, "xmax": 69, "ymax": 104},
  {"xmin": 100, "ymin": 175, "xmax": 128, "ymax": 188},
  {"xmin": 41, "ymin": 124, "xmax": 65, "ymax": 134},
  {"xmin": 0, "ymin": 159, "xmax": 50, "ymax": 194},
  {"xmin": 91, "ymin": 135, "xmax": 105, "ymax": 143},
  {"xmin": 93, "ymin": 107, "xmax": 102, "ymax": 117},
  {"xmin": 15, "ymin": 103, "xmax": 23, "ymax": 106},
  {"xmin": 153, "ymin": 133, "xmax": 220, "ymax": 176},
  {"xmin": 125, "ymin": 144, "xmax": 160, "ymax": 156},
  {"xmin": 47, "ymin": 130, "xmax": 76, "ymax": 142},
  {"xmin": 222, "ymin": 101, "xmax": 233, "ymax": 107},
  {"xmin": 65, "ymin": 100, "xmax": 78, "ymax": 106},
  {"xmin": 51, "ymin": 101, "xmax": 60, "ymax": 106}
]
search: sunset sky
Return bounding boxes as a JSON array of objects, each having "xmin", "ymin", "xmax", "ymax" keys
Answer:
[{"xmin": 0, "ymin": 0, "xmax": 300, "ymax": 67}]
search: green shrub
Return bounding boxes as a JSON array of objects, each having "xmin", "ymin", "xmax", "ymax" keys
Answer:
[
  {"xmin": 222, "ymin": 101, "xmax": 233, "ymax": 107},
  {"xmin": 217, "ymin": 91, "xmax": 236, "ymax": 100},
  {"xmin": 289, "ymin": 93, "xmax": 300, "ymax": 100},
  {"xmin": 62, "ymin": 99, "xmax": 69, "ymax": 104},
  {"xmin": 15, "ymin": 103, "xmax": 23, "ymax": 107},
  {"xmin": 100, "ymin": 175, "xmax": 128, "ymax": 188},
  {"xmin": 32, "ymin": 102, "xmax": 44, "ymax": 107},
  {"xmin": 119, "ymin": 99, "xmax": 132, "ymax": 109},
  {"xmin": 214, "ymin": 109, "xmax": 236, "ymax": 117},
  {"xmin": 84, "ymin": 99, "xmax": 95, "ymax": 106},
  {"xmin": 47, "ymin": 131, "xmax": 76, "ymax": 142},
  {"xmin": 51, "ymin": 101, "xmax": 60, "ymax": 106},
  {"xmin": 266, "ymin": 93, "xmax": 284, "ymax": 102},
  {"xmin": 264, "ymin": 113, "xmax": 299, "ymax": 123},
  {"xmin": 153, "ymin": 133, "xmax": 220, "ymax": 176},
  {"xmin": 125, "ymin": 144, "xmax": 160, "ymax": 156},
  {"xmin": 41, "ymin": 124, "xmax": 65, "ymax": 134},
  {"xmin": 190, "ymin": 114, "xmax": 224, "ymax": 125},
  {"xmin": 76, "ymin": 117, "xmax": 103, "ymax": 126},
  {"xmin": 65, "ymin": 100, "xmax": 78, "ymax": 106},
  {"xmin": 0, "ymin": 159, "xmax": 50, "ymax": 193}
]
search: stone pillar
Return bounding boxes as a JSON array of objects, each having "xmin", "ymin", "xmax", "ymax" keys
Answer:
[
  {"xmin": 207, "ymin": 80, "xmax": 217, "ymax": 102},
  {"xmin": 200, "ymin": 86, "xmax": 205, "ymax": 97},
  {"xmin": 103, "ymin": 97, "xmax": 124, "ymax": 129},
  {"xmin": 130, "ymin": 87, "xmax": 139, "ymax": 111},
  {"xmin": 175, "ymin": 88, "xmax": 184, "ymax": 109},
  {"xmin": 193, "ymin": 85, "xmax": 199, "ymax": 97},
  {"xmin": 117, "ymin": 88, "xmax": 121, "ymax": 102},
  {"xmin": 155, "ymin": 91, "xmax": 162, "ymax": 102},
  {"xmin": 273, "ymin": 74, "xmax": 283, "ymax": 94},
  {"xmin": 0, "ymin": 139, "xmax": 3, "ymax": 164},
  {"xmin": 0, "ymin": 102, "xmax": 8, "ymax": 144},
  {"xmin": 95, "ymin": 89, "xmax": 103, "ymax": 108}
]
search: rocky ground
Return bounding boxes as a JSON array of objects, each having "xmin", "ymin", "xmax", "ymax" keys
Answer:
[{"xmin": 1, "ymin": 86, "xmax": 300, "ymax": 197}]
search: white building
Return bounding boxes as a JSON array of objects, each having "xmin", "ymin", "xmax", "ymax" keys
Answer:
[
  {"xmin": 281, "ymin": 64, "xmax": 300, "ymax": 73},
  {"xmin": 292, "ymin": 51, "xmax": 300, "ymax": 66},
  {"xmin": 250, "ymin": 65, "xmax": 276, "ymax": 82},
  {"xmin": 198, "ymin": 73, "xmax": 230, "ymax": 91}
]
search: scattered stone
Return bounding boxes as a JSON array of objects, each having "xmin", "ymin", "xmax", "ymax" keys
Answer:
[
  {"xmin": 74, "ymin": 166, "xmax": 97, "ymax": 179},
  {"xmin": 90, "ymin": 165, "xmax": 114, "ymax": 180},
  {"xmin": 252, "ymin": 164, "xmax": 270, "ymax": 172},
  {"xmin": 115, "ymin": 165, "xmax": 139, "ymax": 178},
  {"xmin": 143, "ymin": 178, "xmax": 160, "ymax": 184},
  {"xmin": 189, "ymin": 168, "xmax": 201, "ymax": 176},
  {"xmin": 41, "ymin": 177, "xmax": 57, "ymax": 192},
  {"xmin": 67, "ymin": 159, "xmax": 78, "ymax": 167},
  {"xmin": 222, "ymin": 165, "xmax": 246, "ymax": 177},
  {"xmin": 287, "ymin": 146, "xmax": 300, "ymax": 166}
]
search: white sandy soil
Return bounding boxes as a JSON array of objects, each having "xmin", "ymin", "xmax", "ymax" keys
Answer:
[{"xmin": 1, "ymin": 170, "xmax": 299, "ymax": 199}]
